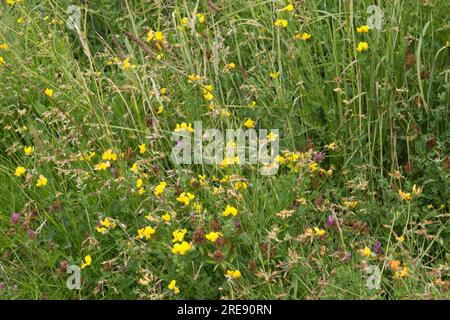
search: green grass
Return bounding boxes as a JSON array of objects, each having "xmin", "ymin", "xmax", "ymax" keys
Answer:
[{"xmin": 0, "ymin": 0, "xmax": 449, "ymax": 299}]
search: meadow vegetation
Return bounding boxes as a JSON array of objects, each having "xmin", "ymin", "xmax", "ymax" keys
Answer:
[{"xmin": 0, "ymin": 0, "xmax": 449, "ymax": 299}]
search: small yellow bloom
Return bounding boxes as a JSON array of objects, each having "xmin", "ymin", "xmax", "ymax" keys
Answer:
[
  {"xmin": 168, "ymin": 279, "xmax": 177, "ymax": 290},
  {"xmin": 0, "ymin": 43, "xmax": 10, "ymax": 50},
  {"xmin": 314, "ymin": 227, "xmax": 326, "ymax": 236},
  {"xmin": 244, "ymin": 118, "xmax": 255, "ymax": 129},
  {"xmin": 136, "ymin": 178, "xmax": 143, "ymax": 189},
  {"xmin": 197, "ymin": 13, "xmax": 205, "ymax": 24},
  {"xmin": 274, "ymin": 19, "xmax": 288, "ymax": 28},
  {"xmin": 154, "ymin": 31, "xmax": 165, "ymax": 42},
  {"xmin": 24, "ymin": 146, "xmax": 33, "ymax": 155},
  {"xmin": 188, "ymin": 74, "xmax": 202, "ymax": 82},
  {"xmin": 223, "ymin": 205, "xmax": 238, "ymax": 217},
  {"xmin": 136, "ymin": 226, "xmax": 156, "ymax": 240},
  {"xmin": 309, "ymin": 162, "xmax": 318, "ymax": 173},
  {"xmin": 396, "ymin": 235, "xmax": 405, "ymax": 243},
  {"xmin": 0, "ymin": 56, "xmax": 5, "ymax": 66},
  {"xmin": 157, "ymin": 105, "xmax": 164, "ymax": 114},
  {"xmin": 269, "ymin": 71, "xmax": 280, "ymax": 79},
  {"xmin": 102, "ymin": 149, "xmax": 117, "ymax": 161},
  {"xmin": 138, "ymin": 144, "xmax": 146, "ymax": 154},
  {"xmin": 224, "ymin": 63, "xmax": 236, "ymax": 72},
  {"xmin": 176, "ymin": 192, "xmax": 195, "ymax": 206},
  {"xmin": 295, "ymin": 32, "xmax": 311, "ymax": 41},
  {"xmin": 357, "ymin": 42, "xmax": 369, "ymax": 52},
  {"xmin": 234, "ymin": 181, "xmax": 248, "ymax": 191},
  {"xmin": 122, "ymin": 58, "xmax": 136, "ymax": 70},
  {"xmin": 44, "ymin": 88, "xmax": 54, "ymax": 97},
  {"xmin": 395, "ymin": 266, "xmax": 409, "ymax": 278},
  {"xmin": 162, "ymin": 212, "xmax": 171, "ymax": 223},
  {"xmin": 80, "ymin": 255, "xmax": 92, "ymax": 269},
  {"xmin": 398, "ymin": 189, "xmax": 412, "ymax": 202},
  {"xmin": 36, "ymin": 175, "xmax": 48, "ymax": 187},
  {"xmin": 171, "ymin": 241, "xmax": 191, "ymax": 255},
  {"xmin": 95, "ymin": 161, "xmax": 111, "ymax": 171},
  {"xmin": 174, "ymin": 123, "xmax": 194, "ymax": 133},
  {"xmin": 360, "ymin": 246, "xmax": 372, "ymax": 257},
  {"xmin": 205, "ymin": 231, "xmax": 223, "ymax": 243},
  {"xmin": 280, "ymin": 4, "xmax": 294, "ymax": 12},
  {"xmin": 226, "ymin": 269, "xmax": 241, "ymax": 279},
  {"xmin": 172, "ymin": 229, "xmax": 187, "ymax": 243},
  {"xmin": 154, "ymin": 181, "xmax": 167, "ymax": 197},
  {"xmin": 181, "ymin": 17, "xmax": 189, "ymax": 26},
  {"xmin": 356, "ymin": 25, "xmax": 369, "ymax": 33},
  {"xmin": 15, "ymin": 166, "xmax": 26, "ymax": 177}
]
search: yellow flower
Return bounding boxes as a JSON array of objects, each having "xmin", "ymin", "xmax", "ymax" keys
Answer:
[
  {"xmin": 356, "ymin": 25, "xmax": 369, "ymax": 33},
  {"xmin": 176, "ymin": 192, "xmax": 195, "ymax": 206},
  {"xmin": 314, "ymin": 227, "xmax": 326, "ymax": 236},
  {"xmin": 188, "ymin": 74, "xmax": 202, "ymax": 82},
  {"xmin": 157, "ymin": 105, "xmax": 164, "ymax": 114},
  {"xmin": 360, "ymin": 246, "xmax": 372, "ymax": 257},
  {"xmin": 24, "ymin": 145, "xmax": 33, "ymax": 155},
  {"xmin": 136, "ymin": 178, "xmax": 143, "ymax": 189},
  {"xmin": 154, "ymin": 31, "xmax": 165, "ymax": 42},
  {"xmin": 36, "ymin": 175, "xmax": 48, "ymax": 187},
  {"xmin": 130, "ymin": 162, "xmax": 138, "ymax": 173},
  {"xmin": 295, "ymin": 32, "xmax": 311, "ymax": 41},
  {"xmin": 356, "ymin": 42, "xmax": 369, "ymax": 52},
  {"xmin": 224, "ymin": 63, "xmax": 236, "ymax": 72},
  {"xmin": 174, "ymin": 123, "xmax": 194, "ymax": 133},
  {"xmin": 396, "ymin": 266, "xmax": 409, "ymax": 278},
  {"xmin": 15, "ymin": 166, "xmax": 26, "ymax": 177},
  {"xmin": 244, "ymin": 118, "xmax": 255, "ymax": 129},
  {"xmin": 122, "ymin": 58, "xmax": 136, "ymax": 70},
  {"xmin": 136, "ymin": 226, "xmax": 156, "ymax": 240},
  {"xmin": 343, "ymin": 200, "xmax": 359, "ymax": 208},
  {"xmin": 267, "ymin": 132, "xmax": 278, "ymax": 142},
  {"xmin": 102, "ymin": 149, "xmax": 117, "ymax": 161},
  {"xmin": 234, "ymin": 181, "xmax": 248, "ymax": 191},
  {"xmin": 168, "ymin": 279, "xmax": 180, "ymax": 294},
  {"xmin": 172, "ymin": 229, "xmax": 187, "ymax": 243},
  {"xmin": 197, "ymin": 13, "xmax": 205, "ymax": 23},
  {"xmin": 0, "ymin": 43, "xmax": 10, "ymax": 50},
  {"xmin": 137, "ymin": 187, "xmax": 145, "ymax": 195},
  {"xmin": 396, "ymin": 235, "xmax": 405, "ymax": 243},
  {"xmin": 226, "ymin": 269, "xmax": 241, "ymax": 279},
  {"xmin": 205, "ymin": 231, "xmax": 223, "ymax": 243},
  {"xmin": 138, "ymin": 144, "xmax": 146, "ymax": 154},
  {"xmin": 162, "ymin": 212, "xmax": 171, "ymax": 223},
  {"xmin": 398, "ymin": 189, "xmax": 412, "ymax": 202},
  {"xmin": 269, "ymin": 71, "xmax": 280, "ymax": 79},
  {"xmin": 184, "ymin": 200, "xmax": 196, "ymax": 212},
  {"xmin": 80, "ymin": 255, "xmax": 92, "ymax": 269},
  {"xmin": 96, "ymin": 217, "xmax": 116, "ymax": 234},
  {"xmin": 154, "ymin": 181, "xmax": 167, "ymax": 197},
  {"xmin": 203, "ymin": 84, "xmax": 214, "ymax": 101},
  {"xmin": 44, "ymin": 88, "xmax": 54, "ymax": 97},
  {"xmin": 309, "ymin": 162, "xmax": 318, "ymax": 173},
  {"xmin": 171, "ymin": 241, "xmax": 191, "ymax": 255},
  {"xmin": 181, "ymin": 17, "xmax": 189, "ymax": 26},
  {"xmin": 95, "ymin": 161, "xmax": 111, "ymax": 171},
  {"xmin": 274, "ymin": 19, "xmax": 288, "ymax": 28},
  {"xmin": 223, "ymin": 205, "xmax": 238, "ymax": 217},
  {"xmin": 325, "ymin": 142, "xmax": 337, "ymax": 150},
  {"xmin": 280, "ymin": 4, "xmax": 294, "ymax": 12},
  {"xmin": 80, "ymin": 151, "xmax": 95, "ymax": 161}
]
